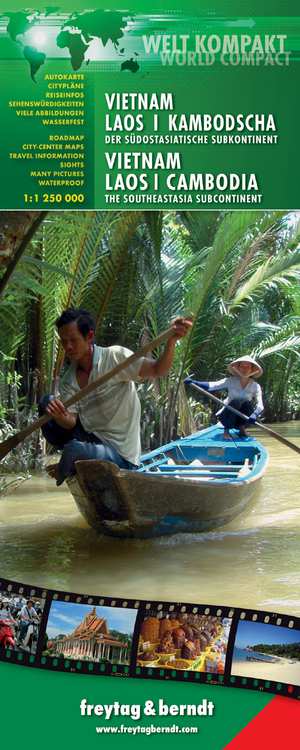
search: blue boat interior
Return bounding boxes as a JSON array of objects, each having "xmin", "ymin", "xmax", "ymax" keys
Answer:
[{"xmin": 138, "ymin": 425, "xmax": 266, "ymax": 483}]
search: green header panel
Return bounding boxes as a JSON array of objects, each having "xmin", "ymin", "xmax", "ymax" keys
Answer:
[{"xmin": 0, "ymin": 4, "xmax": 299, "ymax": 209}]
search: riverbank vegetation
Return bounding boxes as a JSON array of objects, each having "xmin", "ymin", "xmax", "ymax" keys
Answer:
[
  {"xmin": 251, "ymin": 642, "xmax": 300, "ymax": 659},
  {"xmin": 0, "ymin": 209, "xmax": 299, "ymax": 473}
]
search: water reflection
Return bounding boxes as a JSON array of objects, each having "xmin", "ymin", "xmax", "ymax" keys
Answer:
[{"xmin": 0, "ymin": 423, "xmax": 299, "ymax": 614}]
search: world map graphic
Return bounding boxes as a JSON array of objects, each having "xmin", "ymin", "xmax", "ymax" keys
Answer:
[{"xmin": 1, "ymin": 7, "xmax": 140, "ymax": 81}]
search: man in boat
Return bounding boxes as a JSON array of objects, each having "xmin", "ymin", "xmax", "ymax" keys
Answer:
[
  {"xmin": 40, "ymin": 308, "xmax": 192, "ymax": 485},
  {"xmin": 185, "ymin": 356, "xmax": 264, "ymax": 439}
]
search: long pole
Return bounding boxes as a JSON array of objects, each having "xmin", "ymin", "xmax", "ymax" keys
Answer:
[{"xmin": 188, "ymin": 382, "xmax": 300, "ymax": 455}]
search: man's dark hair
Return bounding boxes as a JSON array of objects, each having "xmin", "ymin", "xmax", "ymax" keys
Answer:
[{"xmin": 55, "ymin": 308, "xmax": 96, "ymax": 337}]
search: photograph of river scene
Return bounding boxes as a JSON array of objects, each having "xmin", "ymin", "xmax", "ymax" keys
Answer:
[
  {"xmin": 232, "ymin": 620, "xmax": 300, "ymax": 685},
  {"xmin": 0, "ymin": 210, "xmax": 299, "ymax": 616}
]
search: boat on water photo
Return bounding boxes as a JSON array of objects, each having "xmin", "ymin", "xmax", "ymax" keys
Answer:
[{"xmin": 65, "ymin": 425, "xmax": 269, "ymax": 538}]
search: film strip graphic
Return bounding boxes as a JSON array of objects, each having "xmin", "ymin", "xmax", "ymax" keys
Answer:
[{"xmin": 0, "ymin": 576, "xmax": 299, "ymax": 700}]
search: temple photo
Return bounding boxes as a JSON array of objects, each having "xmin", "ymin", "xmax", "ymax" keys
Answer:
[{"xmin": 43, "ymin": 599, "xmax": 138, "ymax": 665}]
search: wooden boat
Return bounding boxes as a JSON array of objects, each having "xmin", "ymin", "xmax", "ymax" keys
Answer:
[{"xmin": 65, "ymin": 425, "xmax": 268, "ymax": 538}]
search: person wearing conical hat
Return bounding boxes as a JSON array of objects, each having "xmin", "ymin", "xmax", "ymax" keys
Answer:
[{"xmin": 184, "ymin": 355, "xmax": 264, "ymax": 439}]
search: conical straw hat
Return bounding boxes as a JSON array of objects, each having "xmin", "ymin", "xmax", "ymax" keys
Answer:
[{"xmin": 228, "ymin": 355, "xmax": 263, "ymax": 378}]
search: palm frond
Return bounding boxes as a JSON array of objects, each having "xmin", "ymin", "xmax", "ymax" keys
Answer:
[{"xmin": 231, "ymin": 248, "xmax": 300, "ymax": 307}]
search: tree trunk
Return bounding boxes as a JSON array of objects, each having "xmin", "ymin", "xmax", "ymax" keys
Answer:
[{"xmin": 0, "ymin": 212, "xmax": 47, "ymax": 296}]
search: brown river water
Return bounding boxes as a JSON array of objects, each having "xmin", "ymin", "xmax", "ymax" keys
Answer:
[{"xmin": 0, "ymin": 423, "xmax": 299, "ymax": 615}]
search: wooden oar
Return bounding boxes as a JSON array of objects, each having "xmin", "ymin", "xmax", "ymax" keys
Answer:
[
  {"xmin": 188, "ymin": 382, "xmax": 300, "ymax": 455},
  {"xmin": 0, "ymin": 327, "xmax": 175, "ymax": 461}
]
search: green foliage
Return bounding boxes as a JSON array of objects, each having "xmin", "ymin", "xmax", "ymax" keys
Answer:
[
  {"xmin": 251, "ymin": 643, "xmax": 300, "ymax": 659},
  {"xmin": 0, "ymin": 209, "xmax": 299, "ymax": 462}
]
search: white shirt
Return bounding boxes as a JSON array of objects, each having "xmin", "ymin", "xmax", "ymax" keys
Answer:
[
  {"xmin": 20, "ymin": 605, "xmax": 37, "ymax": 622},
  {"xmin": 207, "ymin": 376, "xmax": 264, "ymax": 418},
  {"xmin": 59, "ymin": 345, "xmax": 146, "ymax": 466}
]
